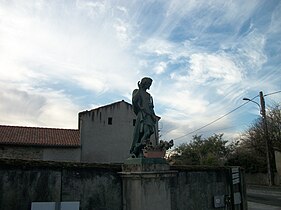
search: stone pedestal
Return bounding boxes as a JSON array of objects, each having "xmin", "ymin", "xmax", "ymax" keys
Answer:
[{"xmin": 120, "ymin": 158, "xmax": 177, "ymax": 210}]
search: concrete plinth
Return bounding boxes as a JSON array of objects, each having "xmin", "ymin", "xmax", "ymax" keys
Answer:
[{"xmin": 120, "ymin": 158, "xmax": 177, "ymax": 210}]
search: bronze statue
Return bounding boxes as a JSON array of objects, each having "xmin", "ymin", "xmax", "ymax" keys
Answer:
[{"xmin": 130, "ymin": 77, "xmax": 157, "ymax": 157}]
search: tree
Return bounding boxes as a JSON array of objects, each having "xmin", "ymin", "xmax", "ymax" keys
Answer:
[
  {"xmin": 226, "ymin": 103, "xmax": 281, "ymax": 172},
  {"xmin": 267, "ymin": 103, "xmax": 281, "ymax": 150},
  {"xmin": 170, "ymin": 134, "xmax": 230, "ymax": 166},
  {"xmin": 226, "ymin": 137, "xmax": 267, "ymax": 172}
]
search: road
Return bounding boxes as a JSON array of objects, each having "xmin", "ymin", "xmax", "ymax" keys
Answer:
[{"xmin": 247, "ymin": 185, "xmax": 281, "ymax": 210}]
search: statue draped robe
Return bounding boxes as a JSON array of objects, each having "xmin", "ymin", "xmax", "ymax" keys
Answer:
[{"xmin": 130, "ymin": 88, "xmax": 156, "ymax": 156}]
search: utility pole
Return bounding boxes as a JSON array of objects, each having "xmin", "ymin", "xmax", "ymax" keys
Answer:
[{"xmin": 259, "ymin": 91, "xmax": 275, "ymax": 186}]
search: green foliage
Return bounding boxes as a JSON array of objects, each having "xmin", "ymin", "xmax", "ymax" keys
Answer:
[
  {"xmin": 170, "ymin": 134, "xmax": 230, "ymax": 166},
  {"xmin": 226, "ymin": 143, "xmax": 267, "ymax": 173},
  {"xmin": 169, "ymin": 103, "xmax": 281, "ymax": 171}
]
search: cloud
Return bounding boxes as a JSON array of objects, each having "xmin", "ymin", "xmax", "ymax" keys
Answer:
[
  {"xmin": 76, "ymin": 0, "xmax": 107, "ymax": 16},
  {"xmin": 0, "ymin": 0, "xmax": 138, "ymax": 128},
  {"xmin": 187, "ymin": 53, "xmax": 243, "ymax": 84},
  {"xmin": 268, "ymin": 2, "xmax": 281, "ymax": 34},
  {"xmin": 134, "ymin": 1, "xmax": 275, "ymax": 145},
  {"xmin": 234, "ymin": 30, "xmax": 267, "ymax": 71},
  {"xmin": 139, "ymin": 38, "xmax": 175, "ymax": 56},
  {"xmin": 0, "ymin": 0, "xmax": 280, "ymax": 145},
  {"xmin": 0, "ymin": 1, "xmax": 140, "ymax": 91},
  {"xmin": 0, "ymin": 84, "xmax": 79, "ymax": 128},
  {"xmin": 153, "ymin": 62, "xmax": 167, "ymax": 74}
]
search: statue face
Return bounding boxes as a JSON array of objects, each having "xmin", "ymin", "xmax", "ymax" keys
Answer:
[
  {"xmin": 140, "ymin": 77, "xmax": 153, "ymax": 90},
  {"xmin": 144, "ymin": 81, "xmax": 152, "ymax": 90}
]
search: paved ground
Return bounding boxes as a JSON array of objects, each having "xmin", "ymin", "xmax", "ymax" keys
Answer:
[{"xmin": 247, "ymin": 185, "xmax": 281, "ymax": 210}]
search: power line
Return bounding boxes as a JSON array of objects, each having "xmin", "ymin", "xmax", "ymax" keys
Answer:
[
  {"xmin": 171, "ymin": 95, "xmax": 260, "ymax": 141},
  {"xmin": 170, "ymin": 90, "xmax": 281, "ymax": 141},
  {"xmin": 264, "ymin": 90, "xmax": 281, "ymax": 97}
]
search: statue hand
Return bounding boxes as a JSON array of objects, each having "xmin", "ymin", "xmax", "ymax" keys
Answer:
[
  {"xmin": 138, "ymin": 81, "xmax": 141, "ymax": 89},
  {"xmin": 152, "ymin": 114, "xmax": 157, "ymax": 122},
  {"xmin": 139, "ymin": 105, "xmax": 144, "ymax": 110}
]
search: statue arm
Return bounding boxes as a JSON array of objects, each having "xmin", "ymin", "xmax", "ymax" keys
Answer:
[{"xmin": 132, "ymin": 89, "xmax": 142, "ymax": 115}]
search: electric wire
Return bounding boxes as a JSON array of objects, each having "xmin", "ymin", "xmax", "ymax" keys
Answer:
[
  {"xmin": 169, "ymin": 90, "xmax": 281, "ymax": 141},
  {"xmin": 264, "ymin": 90, "xmax": 281, "ymax": 97},
  {"xmin": 171, "ymin": 95, "xmax": 261, "ymax": 141}
]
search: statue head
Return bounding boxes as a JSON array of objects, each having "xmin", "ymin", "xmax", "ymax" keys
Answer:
[{"xmin": 139, "ymin": 77, "xmax": 153, "ymax": 90}]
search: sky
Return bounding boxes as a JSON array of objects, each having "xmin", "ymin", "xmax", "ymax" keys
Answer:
[{"xmin": 0, "ymin": 0, "xmax": 280, "ymax": 146}]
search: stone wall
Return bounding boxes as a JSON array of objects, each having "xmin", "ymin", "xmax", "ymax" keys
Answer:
[
  {"xmin": 0, "ymin": 159, "xmax": 246, "ymax": 210},
  {"xmin": 42, "ymin": 147, "xmax": 80, "ymax": 162},
  {"xmin": 171, "ymin": 169, "xmax": 229, "ymax": 209},
  {"xmin": 244, "ymin": 150, "xmax": 281, "ymax": 186},
  {"xmin": 0, "ymin": 145, "xmax": 43, "ymax": 159},
  {"xmin": 245, "ymin": 172, "xmax": 280, "ymax": 186},
  {"xmin": 170, "ymin": 166, "xmax": 247, "ymax": 210},
  {"xmin": 0, "ymin": 159, "xmax": 122, "ymax": 210},
  {"xmin": 275, "ymin": 149, "xmax": 281, "ymax": 177},
  {"xmin": 0, "ymin": 145, "xmax": 80, "ymax": 162}
]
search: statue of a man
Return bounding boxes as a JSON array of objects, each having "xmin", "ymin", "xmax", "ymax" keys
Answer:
[{"xmin": 130, "ymin": 77, "xmax": 157, "ymax": 157}]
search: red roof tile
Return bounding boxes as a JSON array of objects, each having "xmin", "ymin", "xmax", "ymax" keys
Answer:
[{"xmin": 0, "ymin": 125, "xmax": 80, "ymax": 147}]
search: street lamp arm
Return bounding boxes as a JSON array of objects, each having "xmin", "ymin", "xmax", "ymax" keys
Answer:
[{"xmin": 243, "ymin": 98, "xmax": 261, "ymax": 109}]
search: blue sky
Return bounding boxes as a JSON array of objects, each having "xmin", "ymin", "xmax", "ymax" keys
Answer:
[{"xmin": 0, "ymin": 0, "xmax": 280, "ymax": 146}]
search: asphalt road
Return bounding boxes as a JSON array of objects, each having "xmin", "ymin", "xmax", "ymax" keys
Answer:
[{"xmin": 247, "ymin": 185, "xmax": 281, "ymax": 210}]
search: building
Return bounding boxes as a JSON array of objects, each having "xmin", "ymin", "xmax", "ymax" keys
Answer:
[
  {"xmin": 79, "ymin": 100, "xmax": 159, "ymax": 163},
  {"xmin": 0, "ymin": 125, "xmax": 80, "ymax": 162},
  {"xmin": 0, "ymin": 100, "xmax": 160, "ymax": 163}
]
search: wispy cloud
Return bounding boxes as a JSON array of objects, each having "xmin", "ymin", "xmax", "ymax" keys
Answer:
[
  {"xmin": 0, "ymin": 0, "xmax": 280, "ymax": 146},
  {"xmin": 0, "ymin": 84, "xmax": 79, "ymax": 128}
]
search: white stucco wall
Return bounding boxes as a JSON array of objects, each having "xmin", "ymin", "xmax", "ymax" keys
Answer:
[{"xmin": 80, "ymin": 101, "xmax": 159, "ymax": 163}]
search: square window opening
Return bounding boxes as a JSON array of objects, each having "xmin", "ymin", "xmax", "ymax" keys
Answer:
[{"xmin": 108, "ymin": 117, "xmax": 113, "ymax": 125}]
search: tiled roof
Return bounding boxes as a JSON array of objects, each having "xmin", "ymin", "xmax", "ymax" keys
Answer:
[{"xmin": 0, "ymin": 125, "xmax": 80, "ymax": 147}]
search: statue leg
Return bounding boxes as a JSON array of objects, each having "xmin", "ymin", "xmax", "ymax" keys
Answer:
[
  {"xmin": 140, "ymin": 124, "xmax": 153, "ymax": 143},
  {"xmin": 131, "ymin": 124, "xmax": 153, "ymax": 158},
  {"xmin": 132, "ymin": 142, "xmax": 145, "ymax": 158}
]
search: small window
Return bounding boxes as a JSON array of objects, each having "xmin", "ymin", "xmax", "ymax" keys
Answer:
[
  {"xmin": 108, "ymin": 117, "xmax": 113, "ymax": 125},
  {"xmin": 133, "ymin": 119, "xmax": 136, "ymax": 126}
]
